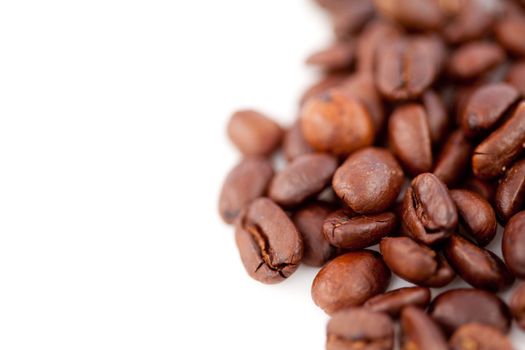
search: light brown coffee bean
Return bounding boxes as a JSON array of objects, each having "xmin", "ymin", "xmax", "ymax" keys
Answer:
[
  {"xmin": 495, "ymin": 14, "xmax": 525, "ymax": 57},
  {"xmin": 443, "ymin": 0, "xmax": 497, "ymax": 44},
  {"xmin": 448, "ymin": 41, "xmax": 505, "ymax": 80},
  {"xmin": 306, "ymin": 40, "xmax": 355, "ymax": 71},
  {"xmin": 373, "ymin": 0, "xmax": 444, "ymax": 31}
]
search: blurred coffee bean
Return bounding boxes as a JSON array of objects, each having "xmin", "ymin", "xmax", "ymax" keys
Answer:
[
  {"xmin": 502, "ymin": 211, "xmax": 525, "ymax": 278},
  {"xmin": 282, "ymin": 121, "xmax": 314, "ymax": 161},
  {"xmin": 373, "ymin": 0, "xmax": 444, "ymax": 30},
  {"xmin": 506, "ymin": 61, "xmax": 525, "ymax": 96},
  {"xmin": 495, "ymin": 14, "xmax": 525, "ymax": 57},
  {"xmin": 433, "ymin": 130, "xmax": 472, "ymax": 186},
  {"xmin": 363, "ymin": 287, "xmax": 431, "ymax": 318},
  {"xmin": 443, "ymin": 0, "xmax": 498, "ymax": 44},
  {"xmin": 447, "ymin": 41, "xmax": 505, "ymax": 80},
  {"xmin": 300, "ymin": 72, "xmax": 348, "ymax": 105},
  {"xmin": 306, "ymin": 40, "xmax": 355, "ymax": 71},
  {"xmin": 356, "ymin": 20, "xmax": 401, "ymax": 73},
  {"xmin": 495, "ymin": 159, "xmax": 525, "ymax": 222},
  {"xmin": 510, "ymin": 282, "xmax": 525, "ymax": 330},
  {"xmin": 423, "ymin": 90, "xmax": 449, "ymax": 145},
  {"xmin": 449, "ymin": 323, "xmax": 514, "ymax": 350},
  {"xmin": 400, "ymin": 306, "xmax": 449, "ymax": 350}
]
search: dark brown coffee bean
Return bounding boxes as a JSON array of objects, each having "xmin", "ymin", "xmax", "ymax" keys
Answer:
[
  {"xmin": 363, "ymin": 287, "xmax": 431, "ymax": 318},
  {"xmin": 449, "ymin": 323, "xmax": 514, "ymax": 350},
  {"xmin": 332, "ymin": 147, "xmax": 404, "ymax": 214},
  {"xmin": 306, "ymin": 40, "xmax": 355, "ymax": 71},
  {"xmin": 402, "ymin": 173, "xmax": 457, "ymax": 245},
  {"xmin": 506, "ymin": 61, "xmax": 525, "ymax": 96},
  {"xmin": 401, "ymin": 306, "xmax": 449, "ymax": 350},
  {"xmin": 292, "ymin": 203, "xmax": 335, "ymax": 267},
  {"xmin": 510, "ymin": 282, "xmax": 525, "ymax": 330},
  {"xmin": 227, "ymin": 110, "xmax": 283, "ymax": 156},
  {"xmin": 218, "ymin": 158, "xmax": 274, "ymax": 224},
  {"xmin": 495, "ymin": 15, "xmax": 525, "ymax": 57},
  {"xmin": 269, "ymin": 153, "xmax": 337, "ymax": 207},
  {"xmin": 356, "ymin": 20, "xmax": 401, "ymax": 73},
  {"xmin": 444, "ymin": 234, "xmax": 514, "ymax": 291},
  {"xmin": 388, "ymin": 104, "xmax": 433, "ymax": 176},
  {"xmin": 495, "ymin": 159, "xmax": 525, "ymax": 222},
  {"xmin": 311, "ymin": 250, "xmax": 391, "ymax": 314},
  {"xmin": 301, "ymin": 89, "xmax": 374, "ymax": 155},
  {"xmin": 300, "ymin": 72, "xmax": 348, "ymax": 105},
  {"xmin": 447, "ymin": 41, "xmax": 505, "ymax": 80},
  {"xmin": 373, "ymin": 0, "xmax": 444, "ymax": 31},
  {"xmin": 423, "ymin": 90, "xmax": 449, "ymax": 145},
  {"xmin": 235, "ymin": 198, "xmax": 303, "ymax": 284},
  {"xmin": 433, "ymin": 130, "xmax": 472, "ymax": 186},
  {"xmin": 326, "ymin": 308, "xmax": 394, "ymax": 350},
  {"xmin": 324, "ymin": 210, "xmax": 397, "ymax": 250},
  {"xmin": 380, "ymin": 237, "xmax": 455, "ymax": 287},
  {"xmin": 450, "ymin": 189, "xmax": 497, "ymax": 246},
  {"xmin": 282, "ymin": 121, "xmax": 313, "ymax": 161},
  {"xmin": 462, "ymin": 176, "xmax": 497, "ymax": 203},
  {"xmin": 502, "ymin": 211, "xmax": 525, "ymax": 278},
  {"xmin": 461, "ymin": 83, "xmax": 520, "ymax": 137},
  {"xmin": 429, "ymin": 288, "xmax": 512, "ymax": 335},
  {"xmin": 443, "ymin": 0, "xmax": 497, "ymax": 44},
  {"xmin": 472, "ymin": 101, "xmax": 525, "ymax": 179}
]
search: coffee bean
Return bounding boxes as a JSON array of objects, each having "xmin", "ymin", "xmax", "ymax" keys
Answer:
[
  {"xmin": 311, "ymin": 250, "xmax": 390, "ymax": 314},
  {"xmin": 227, "ymin": 110, "xmax": 283, "ymax": 156},
  {"xmin": 363, "ymin": 287, "xmax": 431, "ymax": 318},
  {"xmin": 401, "ymin": 306, "xmax": 449, "ymax": 350},
  {"xmin": 506, "ymin": 61, "xmax": 525, "ymax": 96},
  {"xmin": 433, "ymin": 130, "xmax": 472, "ymax": 186},
  {"xmin": 269, "ymin": 153, "xmax": 337, "ymax": 207},
  {"xmin": 300, "ymin": 72, "xmax": 348, "ymax": 105},
  {"xmin": 306, "ymin": 40, "xmax": 355, "ymax": 71},
  {"xmin": 356, "ymin": 20, "xmax": 401, "ymax": 73},
  {"xmin": 450, "ymin": 189, "xmax": 497, "ymax": 246},
  {"xmin": 380, "ymin": 237, "xmax": 455, "ymax": 287},
  {"xmin": 423, "ymin": 90, "xmax": 449, "ymax": 145},
  {"xmin": 443, "ymin": 0, "xmax": 497, "ymax": 44},
  {"xmin": 218, "ymin": 158, "xmax": 274, "ymax": 224},
  {"xmin": 447, "ymin": 41, "xmax": 505, "ymax": 80},
  {"xmin": 373, "ymin": 0, "xmax": 444, "ymax": 31},
  {"xmin": 301, "ymin": 89, "xmax": 374, "ymax": 155},
  {"xmin": 495, "ymin": 160, "xmax": 525, "ymax": 223},
  {"xmin": 326, "ymin": 308, "xmax": 394, "ymax": 350},
  {"xmin": 388, "ymin": 105, "xmax": 433, "ymax": 176},
  {"xmin": 282, "ymin": 121, "xmax": 313, "ymax": 161},
  {"xmin": 292, "ymin": 202, "xmax": 335, "ymax": 267},
  {"xmin": 322, "ymin": 0, "xmax": 375, "ymax": 38},
  {"xmin": 444, "ymin": 234, "xmax": 514, "ymax": 291},
  {"xmin": 462, "ymin": 176, "xmax": 497, "ymax": 203},
  {"xmin": 495, "ymin": 15, "xmax": 525, "ymax": 57},
  {"xmin": 402, "ymin": 173, "xmax": 457, "ymax": 245},
  {"xmin": 449, "ymin": 323, "xmax": 514, "ymax": 350},
  {"xmin": 332, "ymin": 147, "xmax": 404, "ymax": 214},
  {"xmin": 461, "ymin": 83, "xmax": 520, "ymax": 137},
  {"xmin": 429, "ymin": 288, "xmax": 512, "ymax": 335},
  {"xmin": 502, "ymin": 211, "xmax": 525, "ymax": 278},
  {"xmin": 235, "ymin": 198, "xmax": 303, "ymax": 284},
  {"xmin": 324, "ymin": 209, "xmax": 397, "ymax": 250},
  {"xmin": 510, "ymin": 282, "xmax": 525, "ymax": 330},
  {"xmin": 472, "ymin": 101, "xmax": 525, "ymax": 179}
]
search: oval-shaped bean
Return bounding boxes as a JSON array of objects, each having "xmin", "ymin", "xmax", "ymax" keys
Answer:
[
  {"xmin": 373, "ymin": 0, "xmax": 444, "ymax": 31},
  {"xmin": 495, "ymin": 159, "xmax": 525, "ymax": 223},
  {"xmin": 300, "ymin": 72, "xmax": 347, "ymax": 105},
  {"xmin": 356, "ymin": 20, "xmax": 401, "ymax": 73},
  {"xmin": 495, "ymin": 15, "xmax": 525, "ymax": 57},
  {"xmin": 450, "ymin": 323, "xmax": 514, "ymax": 350},
  {"xmin": 433, "ymin": 130, "xmax": 472, "ymax": 186},
  {"xmin": 462, "ymin": 176, "xmax": 497, "ymax": 203},
  {"xmin": 311, "ymin": 250, "xmax": 391, "ymax": 314},
  {"xmin": 502, "ymin": 211, "xmax": 525, "ymax": 278},
  {"xmin": 306, "ymin": 40, "xmax": 355, "ymax": 71},
  {"xmin": 510, "ymin": 282, "xmax": 525, "ymax": 330},
  {"xmin": 443, "ymin": 0, "xmax": 496, "ymax": 44},
  {"xmin": 332, "ymin": 147, "xmax": 404, "ymax": 213},
  {"xmin": 282, "ymin": 121, "xmax": 313, "ymax": 161},
  {"xmin": 506, "ymin": 61, "xmax": 525, "ymax": 96},
  {"xmin": 401, "ymin": 306, "xmax": 448, "ymax": 350},
  {"xmin": 363, "ymin": 287, "xmax": 431, "ymax": 318},
  {"xmin": 447, "ymin": 41, "xmax": 505, "ymax": 80},
  {"xmin": 423, "ymin": 90, "xmax": 449, "ymax": 145}
]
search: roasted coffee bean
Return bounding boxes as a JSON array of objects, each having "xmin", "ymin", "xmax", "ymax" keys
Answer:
[
  {"xmin": 447, "ymin": 41, "xmax": 505, "ymax": 80},
  {"xmin": 450, "ymin": 189, "xmax": 497, "ymax": 246},
  {"xmin": 472, "ymin": 101, "xmax": 525, "ymax": 179},
  {"xmin": 506, "ymin": 61, "xmax": 525, "ymax": 96},
  {"xmin": 326, "ymin": 308, "xmax": 394, "ymax": 350},
  {"xmin": 363, "ymin": 287, "xmax": 431, "ymax": 318},
  {"xmin": 444, "ymin": 234, "xmax": 514, "ymax": 291},
  {"xmin": 433, "ymin": 130, "xmax": 472, "ymax": 186},
  {"xmin": 463, "ymin": 176, "xmax": 497, "ymax": 203},
  {"xmin": 495, "ymin": 160, "xmax": 525, "ymax": 222},
  {"xmin": 269, "ymin": 153, "xmax": 337, "ymax": 207},
  {"xmin": 373, "ymin": 0, "xmax": 444, "ymax": 31},
  {"xmin": 510, "ymin": 282, "xmax": 525, "ymax": 330},
  {"xmin": 227, "ymin": 110, "xmax": 283, "ymax": 156},
  {"xmin": 388, "ymin": 105, "xmax": 433, "ymax": 176},
  {"xmin": 332, "ymin": 147, "xmax": 404, "ymax": 213},
  {"xmin": 402, "ymin": 173, "xmax": 457, "ymax": 245},
  {"xmin": 323, "ymin": 0, "xmax": 375, "ymax": 38},
  {"xmin": 218, "ymin": 157, "xmax": 274, "ymax": 224},
  {"xmin": 423, "ymin": 90, "xmax": 449, "ymax": 145},
  {"xmin": 380, "ymin": 237, "xmax": 455, "ymax": 287},
  {"xmin": 495, "ymin": 15, "xmax": 525, "ymax": 57},
  {"xmin": 443, "ymin": 0, "xmax": 497, "ymax": 44},
  {"xmin": 306, "ymin": 40, "xmax": 355, "ymax": 71},
  {"xmin": 324, "ymin": 209, "xmax": 397, "ymax": 250},
  {"xmin": 282, "ymin": 121, "xmax": 313, "ymax": 161},
  {"xmin": 502, "ymin": 211, "xmax": 525, "ymax": 278},
  {"xmin": 429, "ymin": 288, "xmax": 512, "ymax": 335},
  {"xmin": 461, "ymin": 83, "xmax": 520, "ymax": 137},
  {"xmin": 400, "ymin": 306, "xmax": 449, "ymax": 350},
  {"xmin": 311, "ymin": 250, "xmax": 390, "ymax": 314},
  {"xmin": 301, "ymin": 89, "xmax": 374, "ymax": 155},
  {"xmin": 300, "ymin": 72, "xmax": 348, "ymax": 105},
  {"xmin": 356, "ymin": 20, "xmax": 401, "ymax": 73},
  {"xmin": 235, "ymin": 198, "xmax": 303, "ymax": 284},
  {"xmin": 449, "ymin": 323, "xmax": 514, "ymax": 350},
  {"xmin": 292, "ymin": 202, "xmax": 335, "ymax": 267}
]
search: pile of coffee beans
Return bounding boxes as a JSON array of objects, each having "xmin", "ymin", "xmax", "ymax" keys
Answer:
[{"xmin": 219, "ymin": 0, "xmax": 525, "ymax": 348}]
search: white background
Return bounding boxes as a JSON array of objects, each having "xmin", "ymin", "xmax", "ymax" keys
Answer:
[{"xmin": 0, "ymin": 0, "xmax": 523, "ymax": 349}]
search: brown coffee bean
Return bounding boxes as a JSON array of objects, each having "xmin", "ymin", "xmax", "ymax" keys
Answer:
[
  {"xmin": 324, "ymin": 0, "xmax": 375, "ymax": 38},
  {"xmin": 235, "ymin": 198, "xmax": 303, "ymax": 284},
  {"xmin": 326, "ymin": 308, "xmax": 394, "ymax": 350},
  {"xmin": 306, "ymin": 40, "xmax": 355, "ymax": 71},
  {"xmin": 429, "ymin": 288, "xmax": 512, "ymax": 335},
  {"xmin": 388, "ymin": 104, "xmax": 433, "ymax": 176},
  {"xmin": 450, "ymin": 189, "xmax": 497, "ymax": 246},
  {"xmin": 402, "ymin": 173, "xmax": 457, "ymax": 245},
  {"xmin": 292, "ymin": 203, "xmax": 335, "ymax": 267},
  {"xmin": 447, "ymin": 41, "xmax": 505, "ymax": 80},
  {"xmin": 373, "ymin": 0, "xmax": 444, "ymax": 31},
  {"xmin": 449, "ymin": 323, "xmax": 514, "ymax": 350},
  {"xmin": 363, "ymin": 287, "xmax": 431, "ymax": 318},
  {"xmin": 472, "ymin": 101, "xmax": 525, "ymax": 179},
  {"xmin": 269, "ymin": 153, "xmax": 337, "ymax": 207},
  {"xmin": 300, "ymin": 72, "xmax": 348, "ymax": 105},
  {"xmin": 506, "ymin": 61, "xmax": 525, "ymax": 96},
  {"xmin": 510, "ymin": 282, "xmax": 525, "ymax": 330},
  {"xmin": 401, "ymin": 306, "xmax": 449, "ymax": 350},
  {"xmin": 324, "ymin": 209, "xmax": 397, "ymax": 250},
  {"xmin": 462, "ymin": 176, "xmax": 497, "ymax": 203},
  {"xmin": 443, "ymin": 0, "xmax": 497, "ymax": 44},
  {"xmin": 495, "ymin": 15, "xmax": 525, "ymax": 57},
  {"xmin": 282, "ymin": 121, "xmax": 313, "ymax": 161},
  {"xmin": 444, "ymin": 234, "xmax": 514, "ymax": 291},
  {"xmin": 301, "ymin": 89, "xmax": 374, "ymax": 155},
  {"xmin": 332, "ymin": 147, "xmax": 404, "ymax": 213},
  {"xmin": 218, "ymin": 158, "xmax": 274, "ymax": 224},
  {"xmin": 380, "ymin": 237, "xmax": 455, "ymax": 287},
  {"xmin": 423, "ymin": 90, "xmax": 449, "ymax": 145},
  {"xmin": 356, "ymin": 20, "xmax": 401, "ymax": 73},
  {"xmin": 311, "ymin": 250, "xmax": 391, "ymax": 314},
  {"xmin": 502, "ymin": 211, "xmax": 525, "ymax": 278},
  {"xmin": 495, "ymin": 159, "xmax": 525, "ymax": 222},
  {"xmin": 227, "ymin": 110, "xmax": 283, "ymax": 156},
  {"xmin": 433, "ymin": 130, "xmax": 472, "ymax": 186}
]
